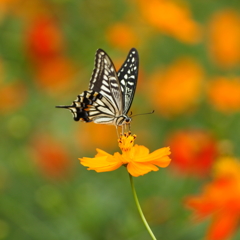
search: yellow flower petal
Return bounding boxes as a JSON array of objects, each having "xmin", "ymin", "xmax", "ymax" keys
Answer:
[
  {"xmin": 132, "ymin": 144, "xmax": 150, "ymax": 157},
  {"xmin": 150, "ymin": 156, "xmax": 172, "ymax": 168},
  {"xmin": 79, "ymin": 155, "xmax": 122, "ymax": 172},
  {"xmin": 95, "ymin": 148, "xmax": 112, "ymax": 157},
  {"xmin": 134, "ymin": 146, "xmax": 171, "ymax": 162},
  {"xmin": 127, "ymin": 162, "xmax": 159, "ymax": 177},
  {"xmin": 92, "ymin": 163, "xmax": 122, "ymax": 172}
]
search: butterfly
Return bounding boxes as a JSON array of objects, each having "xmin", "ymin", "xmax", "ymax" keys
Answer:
[{"xmin": 56, "ymin": 48, "xmax": 139, "ymax": 131}]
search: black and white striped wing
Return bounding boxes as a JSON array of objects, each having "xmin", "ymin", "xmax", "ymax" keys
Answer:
[
  {"xmin": 89, "ymin": 49, "xmax": 123, "ymax": 117},
  {"xmin": 117, "ymin": 48, "xmax": 139, "ymax": 115},
  {"xmin": 56, "ymin": 48, "xmax": 138, "ymax": 126}
]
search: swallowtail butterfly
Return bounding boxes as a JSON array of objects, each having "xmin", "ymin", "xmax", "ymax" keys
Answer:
[{"xmin": 56, "ymin": 48, "xmax": 139, "ymax": 128}]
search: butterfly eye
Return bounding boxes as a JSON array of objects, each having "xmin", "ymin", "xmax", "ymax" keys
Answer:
[{"xmin": 125, "ymin": 118, "xmax": 131, "ymax": 123}]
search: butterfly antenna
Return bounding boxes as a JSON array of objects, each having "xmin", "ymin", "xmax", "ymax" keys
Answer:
[{"xmin": 131, "ymin": 110, "xmax": 155, "ymax": 118}]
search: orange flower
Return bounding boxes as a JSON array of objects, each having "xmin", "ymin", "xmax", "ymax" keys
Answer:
[
  {"xmin": 136, "ymin": 0, "xmax": 202, "ymax": 43},
  {"xmin": 0, "ymin": 0, "xmax": 20, "ymax": 19},
  {"xmin": 167, "ymin": 130, "xmax": 217, "ymax": 177},
  {"xmin": 0, "ymin": 61, "xmax": 27, "ymax": 114},
  {"xmin": 149, "ymin": 58, "xmax": 204, "ymax": 116},
  {"xmin": 79, "ymin": 132, "xmax": 171, "ymax": 177},
  {"xmin": 106, "ymin": 23, "xmax": 138, "ymax": 50},
  {"xmin": 26, "ymin": 16, "xmax": 65, "ymax": 62},
  {"xmin": 207, "ymin": 77, "xmax": 240, "ymax": 113},
  {"xmin": 31, "ymin": 135, "xmax": 72, "ymax": 179},
  {"xmin": 25, "ymin": 15, "xmax": 76, "ymax": 93},
  {"xmin": 186, "ymin": 157, "xmax": 240, "ymax": 240},
  {"xmin": 208, "ymin": 10, "xmax": 240, "ymax": 68},
  {"xmin": 35, "ymin": 56, "xmax": 76, "ymax": 92}
]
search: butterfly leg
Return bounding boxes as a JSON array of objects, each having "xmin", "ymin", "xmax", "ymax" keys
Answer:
[
  {"xmin": 128, "ymin": 123, "xmax": 131, "ymax": 132},
  {"xmin": 115, "ymin": 125, "xmax": 120, "ymax": 139},
  {"xmin": 123, "ymin": 124, "xmax": 130, "ymax": 134}
]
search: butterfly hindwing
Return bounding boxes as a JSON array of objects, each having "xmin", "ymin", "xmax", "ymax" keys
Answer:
[
  {"xmin": 117, "ymin": 48, "xmax": 139, "ymax": 115},
  {"xmin": 86, "ymin": 93, "xmax": 119, "ymax": 124}
]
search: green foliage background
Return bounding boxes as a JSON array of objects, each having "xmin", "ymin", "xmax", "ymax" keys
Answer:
[{"xmin": 1, "ymin": 1, "xmax": 240, "ymax": 240}]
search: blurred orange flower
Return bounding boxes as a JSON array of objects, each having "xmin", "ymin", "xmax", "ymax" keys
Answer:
[
  {"xmin": 35, "ymin": 56, "xmax": 76, "ymax": 92},
  {"xmin": 106, "ymin": 23, "xmax": 138, "ymax": 49},
  {"xmin": 0, "ymin": 81, "xmax": 27, "ymax": 114},
  {"xmin": 0, "ymin": 0, "xmax": 21, "ymax": 18},
  {"xmin": 167, "ymin": 130, "xmax": 217, "ymax": 177},
  {"xmin": 208, "ymin": 10, "xmax": 240, "ymax": 68},
  {"xmin": 136, "ymin": 0, "xmax": 202, "ymax": 43},
  {"xmin": 31, "ymin": 135, "xmax": 71, "ymax": 179},
  {"xmin": 79, "ymin": 132, "xmax": 171, "ymax": 177},
  {"xmin": 186, "ymin": 157, "xmax": 240, "ymax": 240},
  {"xmin": 26, "ymin": 16, "xmax": 65, "ymax": 62},
  {"xmin": 149, "ymin": 58, "xmax": 204, "ymax": 116},
  {"xmin": 26, "ymin": 15, "xmax": 76, "ymax": 92},
  {"xmin": 207, "ymin": 77, "xmax": 240, "ymax": 113}
]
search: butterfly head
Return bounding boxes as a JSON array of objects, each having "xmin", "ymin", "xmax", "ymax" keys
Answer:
[
  {"xmin": 124, "ymin": 116, "xmax": 132, "ymax": 124},
  {"xmin": 115, "ymin": 114, "xmax": 132, "ymax": 126}
]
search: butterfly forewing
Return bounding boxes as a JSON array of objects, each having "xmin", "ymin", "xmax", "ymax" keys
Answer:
[
  {"xmin": 117, "ymin": 48, "xmax": 139, "ymax": 115},
  {"xmin": 89, "ymin": 49, "xmax": 122, "ymax": 116}
]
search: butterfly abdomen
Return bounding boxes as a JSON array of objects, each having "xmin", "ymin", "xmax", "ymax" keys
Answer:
[{"xmin": 56, "ymin": 90, "xmax": 103, "ymax": 122}]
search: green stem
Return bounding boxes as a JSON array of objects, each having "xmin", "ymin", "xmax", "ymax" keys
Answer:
[{"xmin": 129, "ymin": 174, "xmax": 157, "ymax": 240}]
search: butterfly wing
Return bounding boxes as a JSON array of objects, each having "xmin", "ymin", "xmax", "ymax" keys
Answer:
[
  {"xmin": 89, "ymin": 49, "xmax": 123, "ymax": 116},
  {"xmin": 117, "ymin": 48, "xmax": 139, "ymax": 115},
  {"xmin": 56, "ymin": 48, "xmax": 138, "ymax": 126}
]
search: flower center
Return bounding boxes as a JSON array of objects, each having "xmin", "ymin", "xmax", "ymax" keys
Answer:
[{"xmin": 118, "ymin": 132, "xmax": 137, "ymax": 153}]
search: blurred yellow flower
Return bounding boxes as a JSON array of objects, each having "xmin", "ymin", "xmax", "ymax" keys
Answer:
[
  {"xmin": 106, "ymin": 22, "xmax": 138, "ymax": 49},
  {"xmin": 208, "ymin": 9, "xmax": 240, "ymax": 68},
  {"xmin": 0, "ymin": 0, "xmax": 21, "ymax": 14},
  {"xmin": 213, "ymin": 157, "xmax": 240, "ymax": 183},
  {"xmin": 149, "ymin": 58, "xmax": 204, "ymax": 116},
  {"xmin": 136, "ymin": 0, "xmax": 202, "ymax": 43},
  {"xmin": 186, "ymin": 157, "xmax": 240, "ymax": 240},
  {"xmin": 79, "ymin": 132, "xmax": 171, "ymax": 177},
  {"xmin": 207, "ymin": 77, "xmax": 240, "ymax": 113}
]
